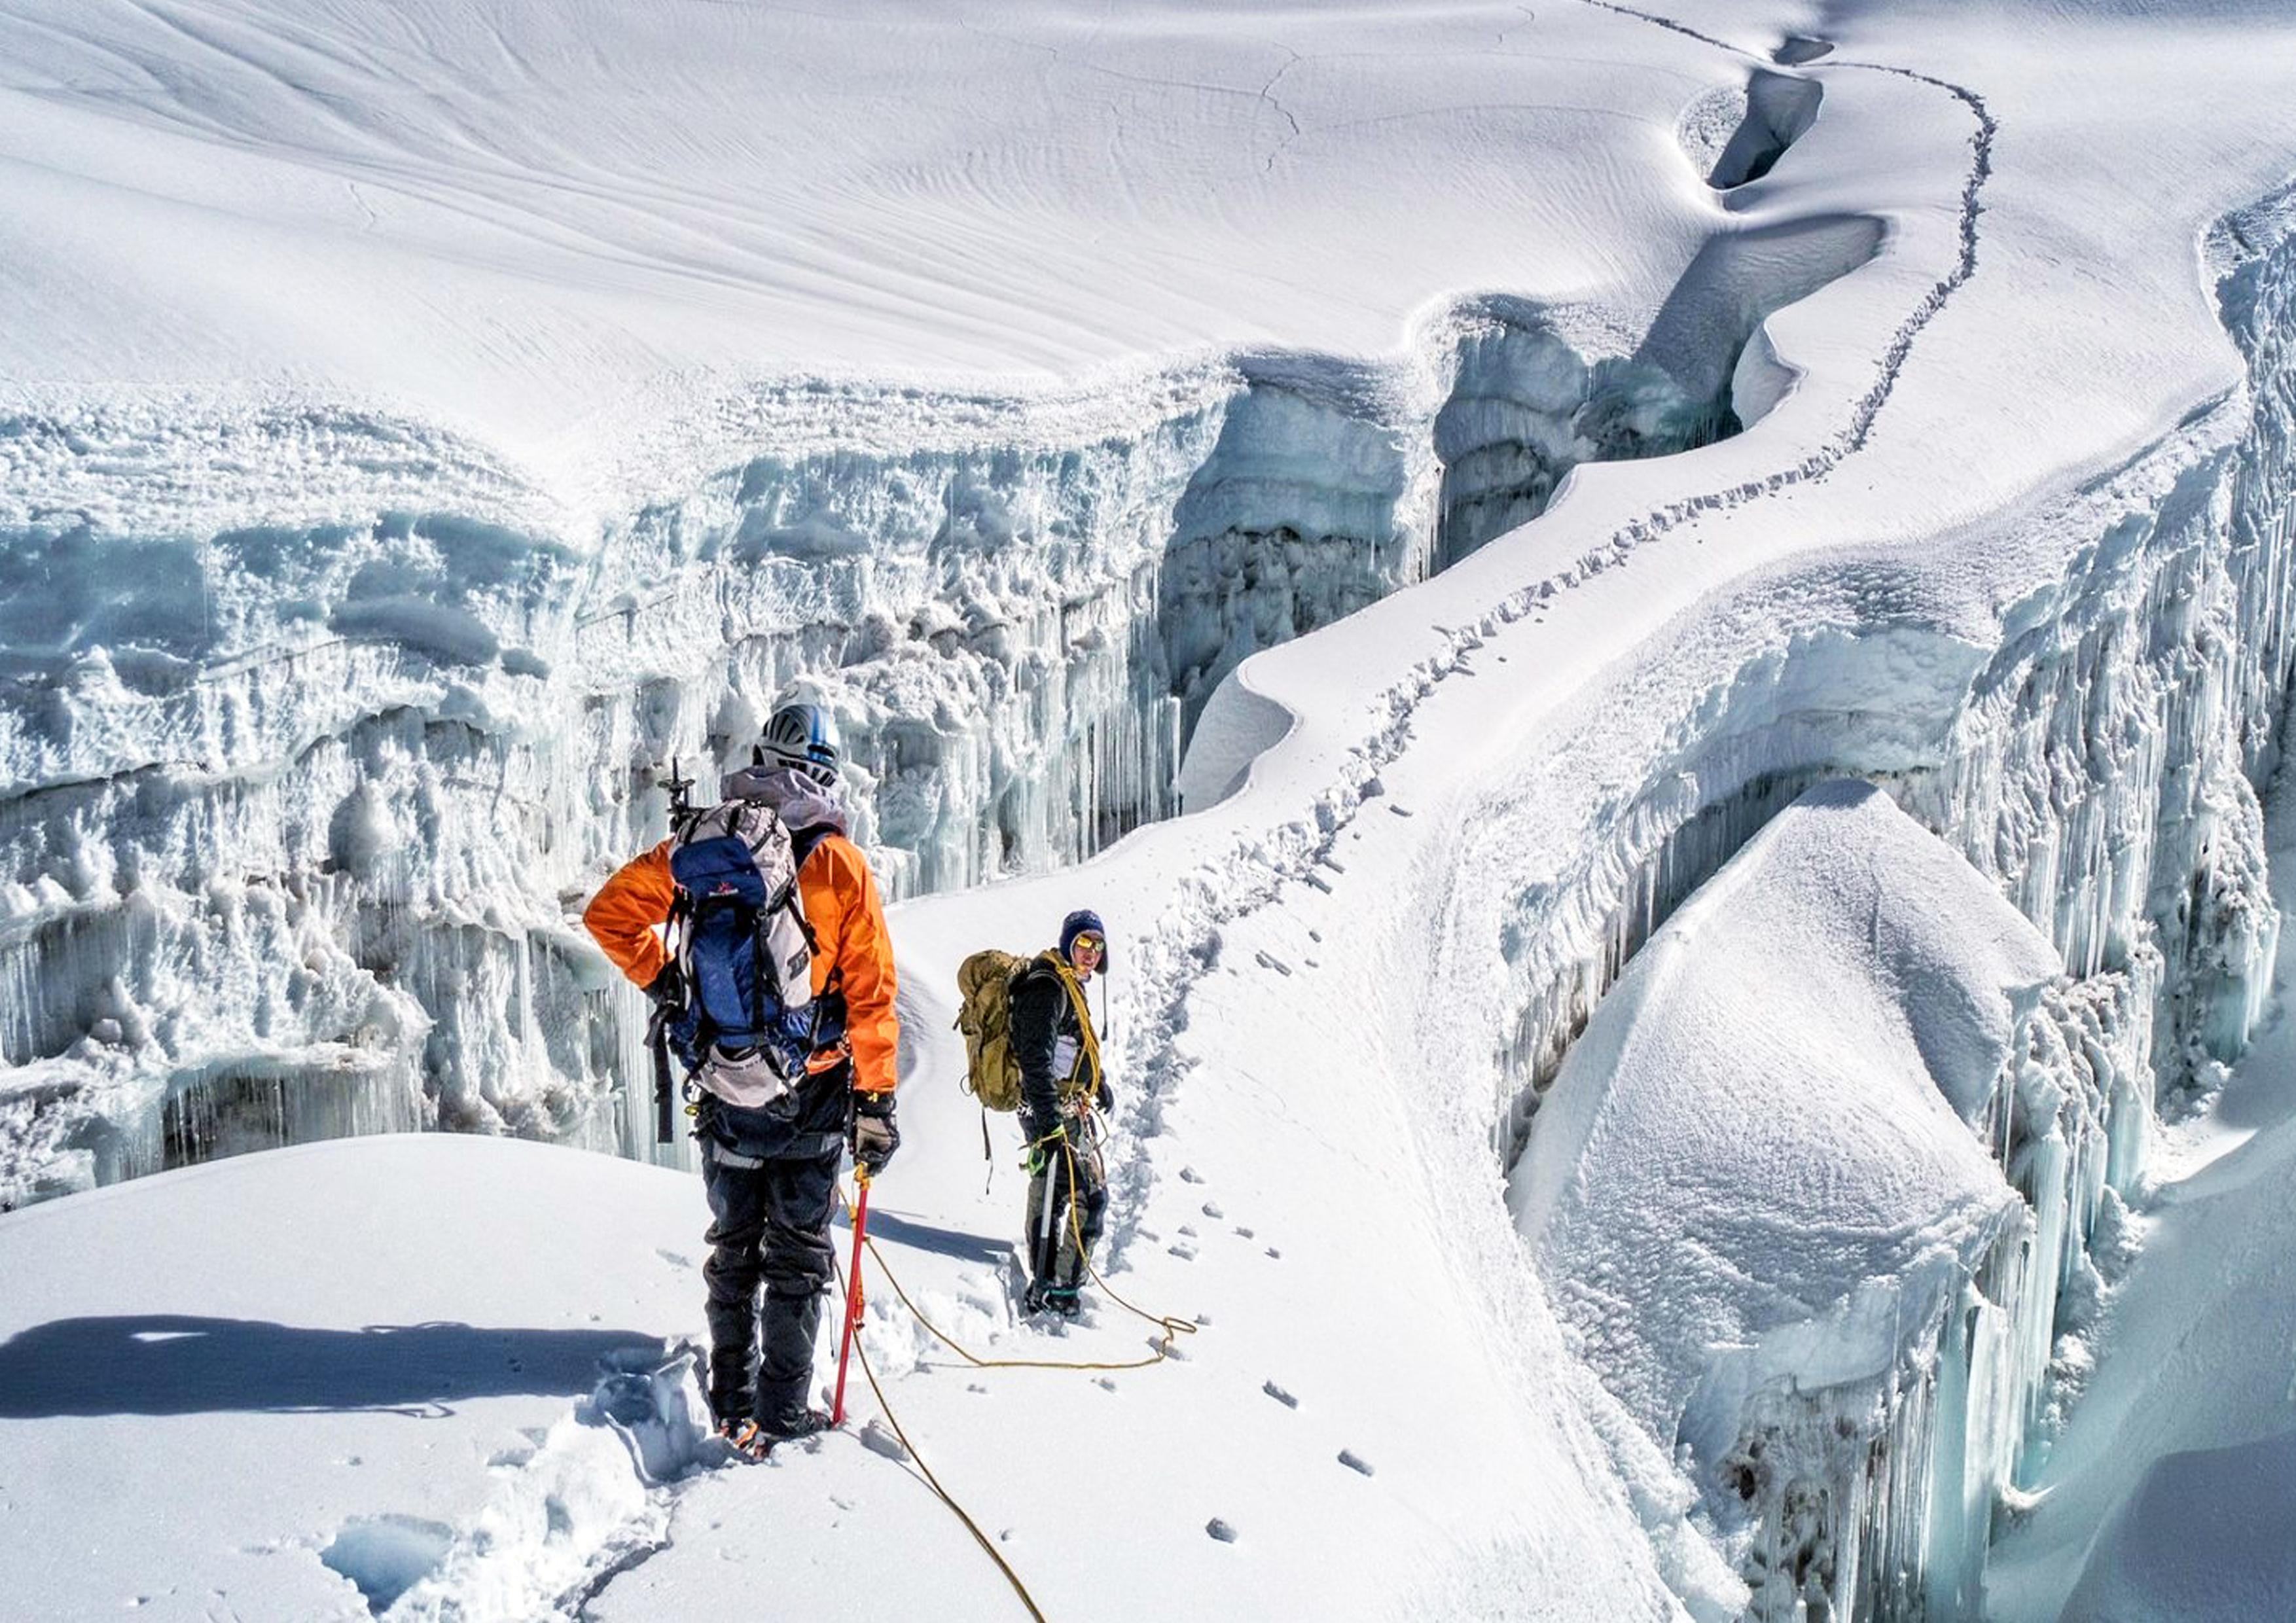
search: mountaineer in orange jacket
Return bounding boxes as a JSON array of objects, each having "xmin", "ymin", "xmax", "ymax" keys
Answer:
[{"xmin": 584, "ymin": 701, "xmax": 899, "ymax": 1451}]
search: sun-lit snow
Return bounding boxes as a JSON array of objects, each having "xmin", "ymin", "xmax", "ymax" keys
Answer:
[
  {"xmin": 0, "ymin": 0, "xmax": 1833, "ymax": 1199},
  {"xmin": 1513, "ymin": 781, "xmax": 2149, "ymax": 1618},
  {"xmin": 9, "ymin": 0, "xmax": 2296, "ymax": 1618}
]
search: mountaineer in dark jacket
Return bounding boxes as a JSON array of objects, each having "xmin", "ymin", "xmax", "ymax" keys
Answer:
[{"xmin": 1014, "ymin": 908, "xmax": 1112, "ymax": 1318}]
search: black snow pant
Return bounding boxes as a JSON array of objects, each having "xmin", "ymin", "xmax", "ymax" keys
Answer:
[
  {"xmin": 1024, "ymin": 1135, "xmax": 1108, "ymax": 1294},
  {"xmin": 701, "ymin": 1139, "xmax": 840, "ymax": 1427}
]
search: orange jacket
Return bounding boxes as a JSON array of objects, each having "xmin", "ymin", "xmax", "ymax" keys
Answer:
[{"xmin": 583, "ymin": 834, "xmax": 900, "ymax": 1096}]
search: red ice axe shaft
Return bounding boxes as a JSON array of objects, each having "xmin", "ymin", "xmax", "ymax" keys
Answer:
[{"xmin": 832, "ymin": 1169, "xmax": 871, "ymax": 1427}]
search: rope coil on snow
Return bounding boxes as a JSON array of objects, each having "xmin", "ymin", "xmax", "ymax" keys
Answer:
[{"xmin": 827, "ymin": 1131, "xmax": 1199, "ymax": 1621}]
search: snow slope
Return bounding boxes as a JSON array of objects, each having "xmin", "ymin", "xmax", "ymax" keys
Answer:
[
  {"xmin": 0, "ymin": 1011, "xmax": 1693, "ymax": 1621},
  {"xmin": 1, "ymin": 0, "xmax": 1828, "ymax": 1196},
  {"xmin": 1513, "ymin": 785, "xmax": 2025, "ymax": 1594},
  {"xmin": 1983, "ymin": 753, "xmax": 2296, "ymax": 1622},
  {"xmin": 2056, "ymin": 1435, "xmax": 2296, "ymax": 1622},
  {"xmin": 0, "ymin": 0, "xmax": 1727, "ymax": 486},
  {"xmin": 7, "ymin": 0, "xmax": 2296, "ymax": 1618}
]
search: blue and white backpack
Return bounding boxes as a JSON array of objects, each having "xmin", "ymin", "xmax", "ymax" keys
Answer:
[{"xmin": 665, "ymin": 794, "xmax": 819, "ymax": 1108}]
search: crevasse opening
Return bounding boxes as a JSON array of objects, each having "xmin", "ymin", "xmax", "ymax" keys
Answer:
[
  {"xmin": 0, "ymin": 148, "xmax": 1865, "ymax": 1202},
  {"xmin": 1499, "ymin": 182, "xmax": 2296, "ymax": 1616}
]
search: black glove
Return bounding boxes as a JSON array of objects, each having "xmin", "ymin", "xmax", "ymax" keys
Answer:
[
  {"xmin": 1019, "ymin": 1108, "xmax": 1065, "ymax": 1174},
  {"xmin": 643, "ymin": 961, "xmax": 685, "ymax": 1010},
  {"xmin": 1095, "ymin": 1078, "xmax": 1115, "ymax": 1114},
  {"xmin": 850, "ymin": 1090, "xmax": 899, "ymax": 1175}
]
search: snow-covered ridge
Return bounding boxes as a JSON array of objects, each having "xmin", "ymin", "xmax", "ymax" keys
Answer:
[
  {"xmin": 1509, "ymin": 793, "xmax": 2152, "ymax": 1619},
  {"xmin": 1479, "ymin": 176, "xmax": 2296, "ymax": 1613},
  {"xmin": 0, "ymin": 39, "xmax": 1877, "ymax": 1206},
  {"xmin": 1512, "ymin": 781, "xmax": 2146, "ymax": 1618},
  {"xmin": 1090, "ymin": 27, "xmax": 2282, "ymax": 1599},
  {"xmin": 1493, "ymin": 168, "xmax": 2295, "ymax": 1159}
]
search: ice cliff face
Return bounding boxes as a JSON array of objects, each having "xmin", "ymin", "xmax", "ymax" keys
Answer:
[
  {"xmin": 0, "ymin": 224, "xmax": 1795, "ymax": 1205},
  {"xmin": 1486, "ymin": 183, "xmax": 2296, "ymax": 1617},
  {"xmin": 1512, "ymin": 781, "xmax": 2140, "ymax": 1620},
  {"xmin": 1486, "ymin": 176, "xmax": 2296, "ymax": 1159}
]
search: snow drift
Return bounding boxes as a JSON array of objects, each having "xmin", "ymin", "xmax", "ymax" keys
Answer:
[
  {"xmin": 0, "ymin": 0, "xmax": 1869, "ymax": 1208},
  {"xmin": 1514, "ymin": 782, "xmax": 2142, "ymax": 1617}
]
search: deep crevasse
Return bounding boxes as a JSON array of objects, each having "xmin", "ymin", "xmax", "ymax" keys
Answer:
[
  {"xmin": 1490, "ymin": 183, "xmax": 2296, "ymax": 1618},
  {"xmin": 0, "ymin": 290, "xmax": 1758, "ymax": 1205}
]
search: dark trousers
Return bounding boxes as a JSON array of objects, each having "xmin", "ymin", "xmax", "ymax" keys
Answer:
[
  {"xmin": 1024, "ymin": 1137, "xmax": 1108, "ymax": 1293},
  {"xmin": 701, "ymin": 1142, "xmax": 839, "ymax": 1426}
]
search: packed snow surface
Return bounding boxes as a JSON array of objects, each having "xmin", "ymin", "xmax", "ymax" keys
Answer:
[
  {"xmin": 0, "ymin": 1137, "xmax": 696, "ymax": 1619},
  {"xmin": 0, "ymin": 997, "xmax": 1691, "ymax": 1620},
  {"xmin": 1514, "ymin": 782, "xmax": 2032, "ymax": 1471},
  {"xmin": 2056, "ymin": 1434, "xmax": 2296, "ymax": 1621},
  {"xmin": 9, "ymin": 0, "xmax": 2296, "ymax": 1618}
]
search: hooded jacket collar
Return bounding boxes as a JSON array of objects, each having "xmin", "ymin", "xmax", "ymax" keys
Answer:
[{"xmin": 721, "ymin": 764, "xmax": 849, "ymax": 838}]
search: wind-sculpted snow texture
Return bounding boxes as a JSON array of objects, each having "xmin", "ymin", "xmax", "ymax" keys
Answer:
[
  {"xmin": 0, "ymin": 0, "xmax": 1840, "ymax": 1204},
  {"xmin": 1514, "ymin": 783, "xmax": 2144, "ymax": 1618},
  {"xmin": 10, "ymin": 0, "xmax": 2296, "ymax": 1619}
]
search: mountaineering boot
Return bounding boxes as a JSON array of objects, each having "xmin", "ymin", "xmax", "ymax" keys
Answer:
[
  {"xmin": 709, "ymin": 1380, "xmax": 756, "ymax": 1434},
  {"xmin": 1041, "ymin": 1286, "xmax": 1083, "ymax": 1320},
  {"xmin": 757, "ymin": 1406, "xmax": 834, "ymax": 1450},
  {"xmin": 715, "ymin": 1406, "xmax": 831, "ymax": 1460},
  {"xmin": 715, "ymin": 1418, "xmax": 771, "ymax": 1461}
]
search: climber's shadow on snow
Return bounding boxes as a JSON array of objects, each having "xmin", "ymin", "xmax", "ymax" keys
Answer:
[
  {"xmin": 0, "ymin": 1314, "xmax": 662, "ymax": 1418},
  {"xmin": 842, "ymin": 1207, "xmax": 1009, "ymax": 1266}
]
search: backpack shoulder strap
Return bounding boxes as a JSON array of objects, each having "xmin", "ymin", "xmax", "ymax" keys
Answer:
[{"xmin": 789, "ymin": 822, "xmax": 836, "ymax": 868}]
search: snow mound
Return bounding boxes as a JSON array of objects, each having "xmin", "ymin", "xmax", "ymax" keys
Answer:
[
  {"xmin": 1513, "ymin": 779, "xmax": 2067, "ymax": 1609},
  {"xmin": 380, "ymin": 1346, "xmax": 715, "ymax": 1622},
  {"xmin": 1515, "ymin": 780, "xmax": 2041, "ymax": 1448},
  {"xmin": 2059, "ymin": 1430, "xmax": 2296, "ymax": 1622}
]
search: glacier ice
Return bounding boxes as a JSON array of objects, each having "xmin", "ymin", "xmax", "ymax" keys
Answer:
[
  {"xmin": 0, "ymin": 234, "xmax": 1801, "ymax": 1204},
  {"xmin": 1488, "ymin": 179, "xmax": 2296, "ymax": 1163},
  {"xmin": 1488, "ymin": 183, "xmax": 2296, "ymax": 1617},
  {"xmin": 1707, "ymin": 72, "xmax": 1825, "ymax": 191},
  {"xmin": 0, "ymin": 28, "xmax": 1874, "ymax": 1204},
  {"xmin": 1515, "ymin": 782, "xmax": 2147, "ymax": 1620}
]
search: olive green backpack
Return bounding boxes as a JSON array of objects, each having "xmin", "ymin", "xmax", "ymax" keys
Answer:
[
  {"xmin": 956, "ymin": 948, "xmax": 1101, "ymax": 1113},
  {"xmin": 954, "ymin": 948, "xmax": 1030, "ymax": 1111}
]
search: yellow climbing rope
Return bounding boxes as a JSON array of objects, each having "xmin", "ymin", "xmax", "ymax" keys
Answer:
[
  {"xmin": 836, "ymin": 1253, "xmax": 1050, "ymax": 1623},
  {"xmin": 855, "ymin": 1132, "xmax": 1196, "ymax": 1373},
  {"xmin": 827, "ymin": 1124, "xmax": 1200, "ymax": 1620}
]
